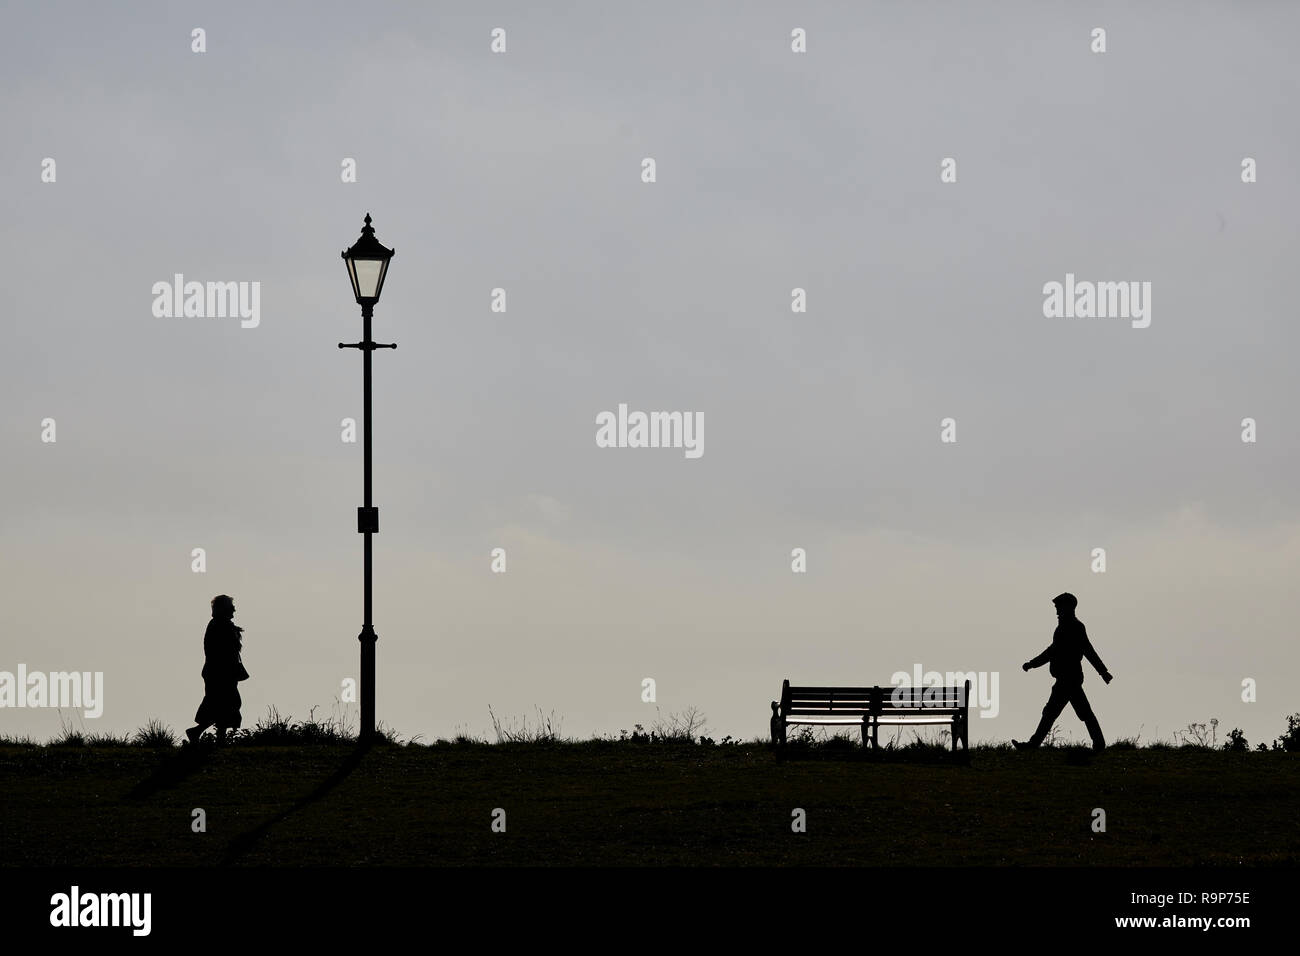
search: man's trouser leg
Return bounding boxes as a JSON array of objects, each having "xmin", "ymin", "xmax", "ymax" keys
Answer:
[
  {"xmin": 1070, "ymin": 684, "xmax": 1105, "ymax": 750},
  {"xmin": 1028, "ymin": 681, "xmax": 1072, "ymax": 746}
]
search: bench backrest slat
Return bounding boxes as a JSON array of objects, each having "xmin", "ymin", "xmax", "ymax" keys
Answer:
[{"xmin": 783, "ymin": 683, "xmax": 968, "ymax": 715}]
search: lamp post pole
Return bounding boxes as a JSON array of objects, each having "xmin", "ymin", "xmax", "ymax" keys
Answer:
[{"xmin": 339, "ymin": 214, "xmax": 395, "ymax": 744}]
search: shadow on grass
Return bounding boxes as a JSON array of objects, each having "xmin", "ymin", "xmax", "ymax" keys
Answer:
[
  {"xmin": 775, "ymin": 744, "xmax": 972, "ymax": 765},
  {"xmin": 219, "ymin": 741, "xmax": 371, "ymax": 866},
  {"xmin": 126, "ymin": 741, "xmax": 214, "ymax": 801}
]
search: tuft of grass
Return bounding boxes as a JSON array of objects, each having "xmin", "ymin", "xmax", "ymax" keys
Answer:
[
  {"xmin": 441, "ymin": 722, "xmax": 488, "ymax": 746},
  {"xmin": 488, "ymin": 705, "xmax": 565, "ymax": 744},
  {"xmin": 821, "ymin": 731, "xmax": 860, "ymax": 751},
  {"xmin": 650, "ymin": 705, "xmax": 707, "ymax": 743},
  {"xmin": 901, "ymin": 727, "xmax": 952, "ymax": 751},
  {"xmin": 1173, "ymin": 719, "xmax": 1219, "ymax": 749},
  {"xmin": 132, "ymin": 718, "xmax": 177, "ymax": 748},
  {"xmin": 243, "ymin": 705, "xmax": 350, "ymax": 745},
  {"xmin": 1135, "ymin": 725, "xmax": 1174, "ymax": 750},
  {"xmin": 245, "ymin": 704, "xmax": 296, "ymax": 743},
  {"xmin": 85, "ymin": 731, "xmax": 132, "ymax": 747},
  {"xmin": 1039, "ymin": 726, "xmax": 1068, "ymax": 748},
  {"xmin": 52, "ymin": 711, "xmax": 90, "ymax": 747}
]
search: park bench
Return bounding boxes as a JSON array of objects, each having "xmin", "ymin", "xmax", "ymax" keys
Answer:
[{"xmin": 770, "ymin": 679, "xmax": 970, "ymax": 753}]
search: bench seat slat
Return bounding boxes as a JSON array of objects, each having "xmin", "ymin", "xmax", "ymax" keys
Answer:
[
  {"xmin": 787, "ymin": 700, "xmax": 874, "ymax": 706},
  {"xmin": 787, "ymin": 704, "xmax": 963, "ymax": 711},
  {"xmin": 786, "ymin": 704, "xmax": 873, "ymax": 710},
  {"xmin": 787, "ymin": 702, "xmax": 875, "ymax": 707},
  {"xmin": 785, "ymin": 687, "xmax": 877, "ymax": 694},
  {"xmin": 787, "ymin": 714, "xmax": 959, "ymax": 723},
  {"xmin": 787, "ymin": 686, "xmax": 967, "ymax": 693}
]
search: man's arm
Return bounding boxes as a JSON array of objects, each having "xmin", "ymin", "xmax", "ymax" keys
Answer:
[
  {"xmin": 1081, "ymin": 626, "xmax": 1112, "ymax": 683},
  {"xmin": 1023, "ymin": 644, "xmax": 1052, "ymax": 670}
]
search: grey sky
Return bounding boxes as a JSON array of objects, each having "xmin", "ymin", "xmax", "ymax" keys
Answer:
[{"xmin": 2, "ymin": 1, "xmax": 1297, "ymax": 747}]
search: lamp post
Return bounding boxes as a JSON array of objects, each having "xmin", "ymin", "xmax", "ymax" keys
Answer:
[{"xmin": 339, "ymin": 213, "xmax": 395, "ymax": 743}]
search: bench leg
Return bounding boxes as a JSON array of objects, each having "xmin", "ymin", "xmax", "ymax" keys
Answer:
[{"xmin": 960, "ymin": 680, "xmax": 971, "ymax": 754}]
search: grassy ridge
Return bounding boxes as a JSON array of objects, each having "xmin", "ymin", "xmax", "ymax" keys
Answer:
[{"xmin": 1, "ymin": 742, "xmax": 1296, "ymax": 866}]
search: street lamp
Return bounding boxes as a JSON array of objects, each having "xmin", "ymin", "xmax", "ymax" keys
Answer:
[
  {"xmin": 339, "ymin": 213, "xmax": 395, "ymax": 743},
  {"xmin": 343, "ymin": 213, "xmax": 393, "ymax": 306}
]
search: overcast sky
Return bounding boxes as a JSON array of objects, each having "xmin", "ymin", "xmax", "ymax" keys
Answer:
[{"xmin": 2, "ymin": 1, "xmax": 1298, "ymax": 747}]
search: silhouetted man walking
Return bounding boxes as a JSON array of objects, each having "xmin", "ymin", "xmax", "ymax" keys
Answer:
[{"xmin": 1013, "ymin": 593, "xmax": 1112, "ymax": 751}]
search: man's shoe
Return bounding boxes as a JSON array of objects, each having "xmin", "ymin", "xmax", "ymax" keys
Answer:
[
  {"xmin": 185, "ymin": 727, "xmax": 201, "ymax": 746},
  {"xmin": 1012, "ymin": 739, "xmax": 1036, "ymax": 751}
]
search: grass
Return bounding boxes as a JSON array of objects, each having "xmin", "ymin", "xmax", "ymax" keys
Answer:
[
  {"xmin": 488, "ymin": 705, "xmax": 563, "ymax": 744},
  {"xmin": 0, "ymin": 731, "xmax": 1295, "ymax": 866},
  {"xmin": 133, "ymin": 717, "xmax": 177, "ymax": 748}
]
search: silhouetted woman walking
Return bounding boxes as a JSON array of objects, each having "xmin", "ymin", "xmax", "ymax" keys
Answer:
[{"xmin": 186, "ymin": 594, "xmax": 249, "ymax": 745}]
